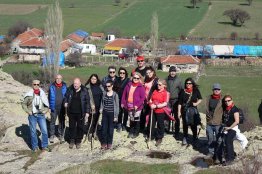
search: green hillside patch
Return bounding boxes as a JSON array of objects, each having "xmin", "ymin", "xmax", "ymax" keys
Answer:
[
  {"xmin": 94, "ymin": 0, "xmax": 208, "ymax": 38},
  {"xmin": 189, "ymin": 1, "xmax": 262, "ymax": 38}
]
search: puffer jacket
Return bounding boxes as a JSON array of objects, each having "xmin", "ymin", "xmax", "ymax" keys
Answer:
[{"xmin": 48, "ymin": 82, "xmax": 67, "ymax": 112}]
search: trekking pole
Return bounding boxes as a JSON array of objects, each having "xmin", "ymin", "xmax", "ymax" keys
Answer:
[
  {"xmin": 84, "ymin": 112, "xmax": 94, "ymax": 144},
  {"xmin": 63, "ymin": 107, "xmax": 68, "ymax": 143},
  {"xmin": 148, "ymin": 109, "xmax": 154, "ymax": 149},
  {"xmin": 93, "ymin": 113, "xmax": 102, "ymax": 141}
]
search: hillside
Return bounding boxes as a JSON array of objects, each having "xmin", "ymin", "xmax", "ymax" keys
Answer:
[{"xmin": 1, "ymin": 0, "xmax": 261, "ymax": 38}]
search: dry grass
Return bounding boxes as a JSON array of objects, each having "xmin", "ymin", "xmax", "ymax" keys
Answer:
[{"xmin": 0, "ymin": 4, "xmax": 46, "ymax": 15}]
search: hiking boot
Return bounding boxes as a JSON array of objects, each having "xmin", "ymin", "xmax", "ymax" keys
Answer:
[
  {"xmin": 182, "ymin": 137, "xmax": 188, "ymax": 145},
  {"xmin": 49, "ymin": 135, "xmax": 55, "ymax": 143},
  {"xmin": 155, "ymin": 139, "xmax": 162, "ymax": 147},
  {"xmin": 107, "ymin": 144, "xmax": 112, "ymax": 150},
  {"xmin": 132, "ymin": 133, "xmax": 139, "ymax": 139},
  {"xmin": 101, "ymin": 144, "xmax": 107, "ymax": 150},
  {"xmin": 59, "ymin": 136, "xmax": 65, "ymax": 144},
  {"xmin": 76, "ymin": 143, "xmax": 81, "ymax": 149},
  {"xmin": 127, "ymin": 133, "xmax": 134, "ymax": 138},
  {"xmin": 69, "ymin": 142, "xmax": 74, "ymax": 149}
]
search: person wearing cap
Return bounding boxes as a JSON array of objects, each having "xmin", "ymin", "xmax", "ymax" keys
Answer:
[
  {"xmin": 134, "ymin": 55, "xmax": 150, "ymax": 77},
  {"xmin": 165, "ymin": 66, "xmax": 183, "ymax": 138},
  {"xmin": 22, "ymin": 80, "xmax": 50, "ymax": 152},
  {"xmin": 205, "ymin": 83, "xmax": 223, "ymax": 158}
]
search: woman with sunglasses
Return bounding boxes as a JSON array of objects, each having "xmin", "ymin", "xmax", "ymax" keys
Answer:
[
  {"xmin": 99, "ymin": 80, "xmax": 119, "ymax": 150},
  {"xmin": 85, "ymin": 74, "xmax": 104, "ymax": 141},
  {"xmin": 217, "ymin": 95, "xmax": 240, "ymax": 165},
  {"xmin": 121, "ymin": 72, "xmax": 145, "ymax": 139},
  {"xmin": 114, "ymin": 67, "xmax": 130, "ymax": 132},
  {"xmin": 178, "ymin": 77, "xmax": 202, "ymax": 145},
  {"xmin": 148, "ymin": 79, "xmax": 169, "ymax": 146}
]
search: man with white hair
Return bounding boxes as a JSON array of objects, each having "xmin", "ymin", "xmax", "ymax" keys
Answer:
[
  {"xmin": 22, "ymin": 80, "xmax": 49, "ymax": 152},
  {"xmin": 64, "ymin": 78, "xmax": 90, "ymax": 149}
]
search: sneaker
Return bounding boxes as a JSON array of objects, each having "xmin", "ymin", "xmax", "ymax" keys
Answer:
[
  {"xmin": 69, "ymin": 142, "xmax": 74, "ymax": 149},
  {"xmin": 155, "ymin": 139, "xmax": 162, "ymax": 147},
  {"xmin": 101, "ymin": 144, "xmax": 107, "ymax": 150},
  {"xmin": 182, "ymin": 137, "xmax": 188, "ymax": 145},
  {"xmin": 76, "ymin": 143, "xmax": 81, "ymax": 149},
  {"xmin": 107, "ymin": 144, "xmax": 112, "ymax": 150},
  {"xmin": 32, "ymin": 147, "xmax": 39, "ymax": 153},
  {"xmin": 42, "ymin": 147, "xmax": 51, "ymax": 152},
  {"xmin": 49, "ymin": 135, "xmax": 55, "ymax": 143}
]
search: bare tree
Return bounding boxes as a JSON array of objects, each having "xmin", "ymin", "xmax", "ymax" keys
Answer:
[
  {"xmin": 246, "ymin": 0, "xmax": 253, "ymax": 6},
  {"xmin": 150, "ymin": 12, "xmax": 158, "ymax": 56},
  {"xmin": 223, "ymin": 9, "xmax": 250, "ymax": 26},
  {"xmin": 190, "ymin": 0, "xmax": 202, "ymax": 8},
  {"xmin": 44, "ymin": 0, "xmax": 63, "ymax": 82},
  {"xmin": 8, "ymin": 21, "xmax": 32, "ymax": 38}
]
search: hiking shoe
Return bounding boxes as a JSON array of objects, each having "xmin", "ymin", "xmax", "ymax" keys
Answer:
[
  {"xmin": 76, "ymin": 143, "xmax": 81, "ymax": 149},
  {"xmin": 206, "ymin": 153, "xmax": 214, "ymax": 158},
  {"xmin": 155, "ymin": 139, "xmax": 162, "ymax": 147},
  {"xmin": 122, "ymin": 126, "xmax": 127, "ymax": 131},
  {"xmin": 59, "ymin": 136, "xmax": 65, "ymax": 144},
  {"xmin": 116, "ymin": 127, "xmax": 121, "ymax": 133},
  {"xmin": 101, "ymin": 144, "xmax": 107, "ymax": 150},
  {"xmin": 42, "ymin": 147, "xmax": 51, "ymax": 152},
  {"xmin": 32, "ymin": 147, "xmax": 39, "ymax": 153},
  {"xmin": 49, "ymin": 135, "xmax": 55, "ymax": 143},
  {"xmin": 69, "ymin": 142, "xmax": 74, "ymax": 149},
  {"xmin": 127, "ymin": 133, "xmax": 134, "ymax": 138},
  {"xmin": 132, "ymin": 133, "xmax": 139, "ymax": 139},
  {"xmin": 182, "ymin": 137, "xmax": 188, "ymax": 145}
]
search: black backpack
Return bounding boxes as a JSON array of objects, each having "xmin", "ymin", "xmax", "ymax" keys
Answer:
[{"xmin": 238, "ymin": 108, "xmax": 245, "ymax": 124}]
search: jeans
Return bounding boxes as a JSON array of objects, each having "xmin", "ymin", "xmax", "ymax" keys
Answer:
[
  {"xmin": 206, "ymin": 125, "xmax": 220, "ymax": 154},
  {"xmin": 28, "ymin": 114, "xmax": 48, "ymax": 150},
  {"xmin": 101, "ymin": 111, "xmax": 114, "ymax": 145},
  {"xmin": 50, "ymin": 108, "xmax": 65, "ymax": 137}
]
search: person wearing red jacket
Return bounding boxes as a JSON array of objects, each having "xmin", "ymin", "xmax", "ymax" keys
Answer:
[{"xmin": 149, "ymin": 79, "xmax": 169, "ymax": 146}]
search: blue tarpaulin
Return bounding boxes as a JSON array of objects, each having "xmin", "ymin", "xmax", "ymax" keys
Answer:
[
  {"xmin": 0, "ymin": 35, "xmax": 4, "ymax": 42},
  {"xmin": 179, "ymin": 45, "xmax": 196, "ymax": 55},
  {"xmin": 233, "ymin": 45, "xmax": 249, "ymax": 56},
  {"xmin": 74, "ymin": 29, "xmax": 88, "ymax": 38},
  {"xmin": 42, "ymin": 52, "xmax": 65, "ymax": 67},
  {"xmin": 203, "ymin": 45, "xmax": 215, "ymax": 57},
  {"xmin": 249, "ymin": 46, "xmax": 262, "ymax": 56}
]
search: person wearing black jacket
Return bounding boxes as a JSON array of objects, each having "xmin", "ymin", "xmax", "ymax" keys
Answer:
[
  {"xmin": 64, "ymin": 78, "xmax": 90, "ymax": 149},
  {"xmin": 178, "ymin": 78, "xmax": 202, "ymax": 145},
  {"xmin": 114, "ymin": 67, "xmax": 130, "ymax": 132}
]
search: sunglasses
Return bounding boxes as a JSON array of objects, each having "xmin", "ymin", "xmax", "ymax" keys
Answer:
[
  {"xmin": 213, "ymin": 89, "xmax": 221, "ymax": 91},
  {"xmin": 186, "ymin": 82, "xmax": 192, "ymax": 85},
  {"xmin": 224, "ymin": 100, "xmax": 232, "ymax": 103},
  {"xmin": 137, "ymin": 60, "xmax": 144, "ymax": 63},
  {"xmin": 133, "ymin": 77, "xmax": 140, "ymax": 80},
  {"xmin": 119, "ymin": 72, "xmax": 125, "ymax": 74},
  {"xmin": 106, "ymin": 85, "xmax": 112, "ymax": 88},
  {"xmin": 33, "ymin": 84, "xmax": 40, "ymax": 86},
  {"xmin": 109, "ymin": 71, "xmax": 115, "ymax": 74}
]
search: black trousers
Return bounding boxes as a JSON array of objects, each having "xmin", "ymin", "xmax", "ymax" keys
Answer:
[
  {"xmin": 182, "ymin": 113, "xmax": 197, "ymax": 139},
  {"xmin": 170, "ymin": 100, "xmax": 180, "ymax": 134},
  {"xmin": 148, "ymin": 112, "xmax": 165, "ymax": 140},
  {"xmin": 117, "ymin": 107, "xmax": 128, "ymax": 127},
  {"xmin": 68, "ymin": 113, "xmax": 84, "ymax": 144},
  {"xmin": 224, "ymin": 129, "xmax": 236, "ymax": 161},
  {"xmin": 101, "ymin": 111, "xmax": 114, "ymax": 145}
]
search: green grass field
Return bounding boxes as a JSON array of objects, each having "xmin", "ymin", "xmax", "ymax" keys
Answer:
[
  {"xmin": 2, "ymin": 64, "xmax": 261, "ymax": 123},
  {"xmin": 189, "ymin": 1, "xmax": 262, "ymax": 38}
]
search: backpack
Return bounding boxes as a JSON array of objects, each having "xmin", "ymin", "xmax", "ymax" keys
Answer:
[{"xmin": 238, "ymin": 108, "xmax": 245, "ymax": 124}]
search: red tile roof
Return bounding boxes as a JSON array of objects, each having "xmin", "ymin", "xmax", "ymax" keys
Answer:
[
  {"xmin": 19, "ymin": 37, "xmax": 45, "ymax": 47},
  {"xmin": 14, "ymin": 28, "xmax": 44, "ymax": 43},
  {"xmin": 67, "ymin": 33, "xmax": 84, "ymax": 43},
  {"xmin": 105, "ymin": 39, "xmax": 142, "ymax": 49},
  {"xmin": 60, "ymin": 39, "xmax": 72, "ymax": 52},
  {"xmin": 160, "ymin": 55, "xmax": 200, "ymax": 64},
  {"xmin": 91, "ymin": 32, "xmax": 104, "ymax": 38}
]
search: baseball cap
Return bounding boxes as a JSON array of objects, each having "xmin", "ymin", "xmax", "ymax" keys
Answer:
[
  {"xmin": 213, "ymin": 83, "xmax": 221, "ymax": 90},
  {"xmin": 136, "ymin": 55, "xmax": 144, "ymax": 61}
]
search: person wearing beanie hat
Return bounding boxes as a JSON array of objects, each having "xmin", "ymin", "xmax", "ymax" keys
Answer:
[
  {"xmin": 133, "ymin": 55, "xmax": 149, "ymax": 77},
  {"xmin": 165, "ymin": 66, "xmax": 182, "ymax": 138}
]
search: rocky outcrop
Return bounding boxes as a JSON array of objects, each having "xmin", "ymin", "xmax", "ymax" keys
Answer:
[{"xmin": 0, "ymin": 68, "xmax": 261, "ymax": 174}]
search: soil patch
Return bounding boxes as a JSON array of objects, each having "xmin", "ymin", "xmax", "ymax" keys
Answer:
[{"xmin": 0, "ymin": 4, "xmax": 47, "ymax": 15}]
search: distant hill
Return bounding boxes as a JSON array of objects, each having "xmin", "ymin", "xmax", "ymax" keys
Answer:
[{"xmin": 0, "ymin": 0, "xmax": 261, "ymax": 39}]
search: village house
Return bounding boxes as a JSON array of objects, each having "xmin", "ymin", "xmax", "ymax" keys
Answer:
[
  {"xmin": 160, "ymin": 55, "xmax": 200, "ymax": 73},
  {"xmin": 90, "ymin": 32, "xmax": 105, "ymax": 40},
  {"xmin": 103, "ymin": 38, "xmax": 142, "ymax": 58}
]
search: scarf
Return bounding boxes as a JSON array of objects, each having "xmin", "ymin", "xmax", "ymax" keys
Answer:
[
  {"xmin": 226, "ymin": 103, "xmax": 234, "ymax": 111},
  {"xmin": 34, "ymin": 89, "xmax": 40, "ymax": 95},
  {"xmin": 55, "ymin": 82, "xmax": 63, "ymax": 88},
  {"xmin": 185, "ymin": 87, "xmax": 193, "ymax": 93},
  {"xmin": 132, "ymin": 82, "xmax": 139, "ymax": 87},
  {"xmin": 211, "ymin": 94, "xmax": 221, "ymax": 99}
]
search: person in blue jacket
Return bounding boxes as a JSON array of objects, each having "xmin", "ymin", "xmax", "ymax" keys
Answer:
[{"xmin": 48, "ymin": 74, "xmax": 67, "ymax": 144}]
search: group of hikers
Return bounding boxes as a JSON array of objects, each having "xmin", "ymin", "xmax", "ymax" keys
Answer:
[{"xmin": 22, "ymin": 55, "xmax": 248, "ymax": 166}]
